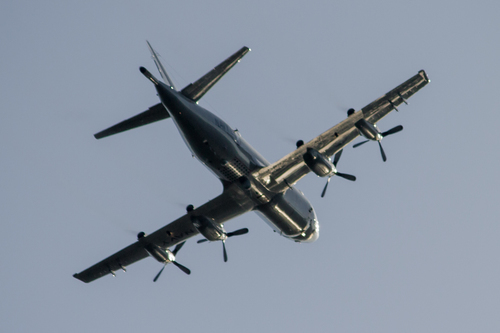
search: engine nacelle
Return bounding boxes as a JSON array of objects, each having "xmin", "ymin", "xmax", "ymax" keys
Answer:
[
  {"xmin": 137, "ymin": 232, "xmax": 174, "ymax": 263},
  {"xmin": 302, "ymin": 148, "xmax": 334, "ymax": 177},
  {"xmin": 190, "ymin": 215, "xmax": 226, "ymax": 241},
  {"xmin": 355, "ymin": 119, "xmax": 382, "ymax": 141}
]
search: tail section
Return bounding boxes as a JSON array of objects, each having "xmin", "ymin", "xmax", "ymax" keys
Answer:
[
  {"xmin": 146, "ymin": 41, "xmax": 176, "ymax": 89},
  {"xmin": 94, "ymin": 44, "xmax": 250, "ymax": 139}
]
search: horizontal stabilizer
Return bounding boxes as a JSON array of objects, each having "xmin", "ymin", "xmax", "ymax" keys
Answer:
[
  {"xmin": 181, "ymin": 46, "xmax": 250, "ymax": 102},
  {"xmin": 94, "ymin": 103, "xmax": 170, "ymax": 139}
]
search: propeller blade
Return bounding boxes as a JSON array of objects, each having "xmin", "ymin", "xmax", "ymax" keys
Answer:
[
  {"xmin": 353, "ymin": 140, "xmax": 369, "ymax": 148},
  {"xmin": 333, "ymin": 149, "xmax": 343, "ymax": 167},
  {"xmin": 378, "ymin": 141, "xmax": 387, "ymax": 162},
  {"xmin": 321, "ymin": 176, "xmax": 332, "ymax": 198},
  {"xmin": 226, "ymin": 228, "xmax": 249, "ymax": 237},
  {"xmin": 172, "ymin": 261, "xmax": 191, "ymax": 275},
  {"xmin": 197, "ymin": 239, "xmax": 208, "ymax": 244},
  {"xmin": 153, "ymin": 264, "xmax": 166, "ymax": 282},
  {"xmin": 172, "ymin": 241, "xmax": 186, "ymax": 255},
  {"xmin": 381, "ymin": 125, "xmax": 403, "ymax": 137},
  {"xmin": 335, "ymin": 172, "xmax": 356, "ymax": 181},
  {"xmin": 222, "ymin": 241, "xmax": 228, "ymax": 262}
]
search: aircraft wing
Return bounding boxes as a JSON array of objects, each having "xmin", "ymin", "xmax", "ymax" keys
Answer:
[
  {"xmin": 253, "ymin": 70, "xmax": 430, "ymax": 192},
  {"xmin": 73, "ymin": 184, "xmax": 253, "ymax": 283}
]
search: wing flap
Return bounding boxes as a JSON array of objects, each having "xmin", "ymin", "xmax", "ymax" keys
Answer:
[
  {"xmin": 362, "ymin": 70, "xmax": 430, "ymax": 124},
  {"xmin": 94, "ymin": 103, "xmax": 170, "ymax": 139},
  {"xmin": 181, "ymin": 47, "xmax": 250, "ymax": 102},
  {"xmin": 73, "ymin": 243, "xmax": 149, "ymax": 283}
]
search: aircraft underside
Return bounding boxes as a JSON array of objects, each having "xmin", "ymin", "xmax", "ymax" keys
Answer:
[{"xmin": 73, "ymin": 42, "xmax": 429, "ymax": 283}]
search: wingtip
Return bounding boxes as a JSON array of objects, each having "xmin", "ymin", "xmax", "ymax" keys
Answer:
[
  {"xmin": 73, "ymin": 273, "xmax": 89, "ymax": 283},
  {"xmin": 419, "ymin": 69, "xmax": 430, "ymax": 83}
]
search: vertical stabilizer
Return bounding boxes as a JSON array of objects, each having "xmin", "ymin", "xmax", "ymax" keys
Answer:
[{"xmin": 146, "ymin": 40, "xmax": 176, "ymax": 89}]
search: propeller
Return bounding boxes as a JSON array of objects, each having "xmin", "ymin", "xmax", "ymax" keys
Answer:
[
  {"xmin": 226, "ymin": 228, "xmax": 249, "ymax": 237},
  {"xmin": 381, "ymin": 125, "xmax": 403, "ymax": 137},
  {"xmin": 172, "ymin": 241, "xmax": 185, "ymax": 255},
  {"xmin": 222, "ymin": 241, "xmax": 228, "ymax": 262},
  {"xmin": 172, "ymin": 261, "xmax": 191, "ymax": 275},
  {"xmin": 353, "ymin": 125, "xmax": 403, "ymax": 162},
  {"xmin": 321, "ymin": 177, "xmax": 332, "ymax": 198},
  {"xmin": 353, "ymin": 140, "xmax": 369, "ymax": 148},
  {"xmin": 378, "ymin": 141, "xmax": 387, "ymax": 162},
  {"xmin": 321, "ymin": 150, "xmax": 356, "ymax": 198},
  {"xmin": 153, "ymin": 261, "xmax": 191, "ymax": 282},
  {"xmin": 153, "ymin": 265, "xmax": 166, "ymax": 282},
  {"xmin": 197, "ymin": 228, "xmax": 249, "ymax": 262},
  {"xmin": 153, "ymin": 241, "xmax": 190, "ymax": 282},
  {"xmin": 222, "ymin": 228, "xmax": 248, "ymax": 262}
]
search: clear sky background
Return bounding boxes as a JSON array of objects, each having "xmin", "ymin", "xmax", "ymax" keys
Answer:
[{"xmin": 2, "ymin": 1, "xmax": 499, "ymax": 332}]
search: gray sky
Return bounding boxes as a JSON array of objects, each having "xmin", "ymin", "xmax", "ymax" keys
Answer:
[{"xmin": 2, "ymin": 1, "xmax": 499, "ymax": 332}]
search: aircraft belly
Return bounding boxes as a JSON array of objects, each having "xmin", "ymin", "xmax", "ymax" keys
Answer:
[{"xmin": 76, "ymin": 46, "xmax": 428, "ymax": 282}]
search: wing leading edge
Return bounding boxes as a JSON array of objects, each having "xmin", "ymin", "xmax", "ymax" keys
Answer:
[
  {"xmin": 73, "ymin": 184, "xmax": 254, "ymax": 283},
  {"xmin": 253, "ymin": 70, "xmax": 430, "ymax": 192}
]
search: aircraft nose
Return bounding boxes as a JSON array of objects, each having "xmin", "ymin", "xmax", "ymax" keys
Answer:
[
  {"xmin": 293, "ymin": 224, "xmax": 319, "ymax": 243},
  {"xmin": 306, "ymin": 228, "xmax": 320, "ymax": 242},
  {"xmin": 304, "ymin": 218, "xmax": 319, "ymax": 242}
]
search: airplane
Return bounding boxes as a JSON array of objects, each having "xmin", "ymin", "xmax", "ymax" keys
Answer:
[{"xmin": 73, "ymin": 42, "xmax": 430, "ymax": 283}]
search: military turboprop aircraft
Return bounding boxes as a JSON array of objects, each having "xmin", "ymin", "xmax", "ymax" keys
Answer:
[{"xmin": 73, "ymin": 42, "xmax": 429, "ymax": 283}]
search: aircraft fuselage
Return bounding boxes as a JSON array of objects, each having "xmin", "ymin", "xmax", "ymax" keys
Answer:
[{"xmin": 155, "ymin": 81, "xmax": 319, "ymax": 242}]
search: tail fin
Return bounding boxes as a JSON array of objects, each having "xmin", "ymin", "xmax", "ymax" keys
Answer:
[
  {"xmin": 146, "ymin": 40, "xmax": 176, "ymax": 89},
  {"xmin": 146, "ymin": 42, "xmax": 250, "ymax": 102},
  {"xmin": 93, "ymin": 44, "xmax": 250, "ymax": 139}
]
